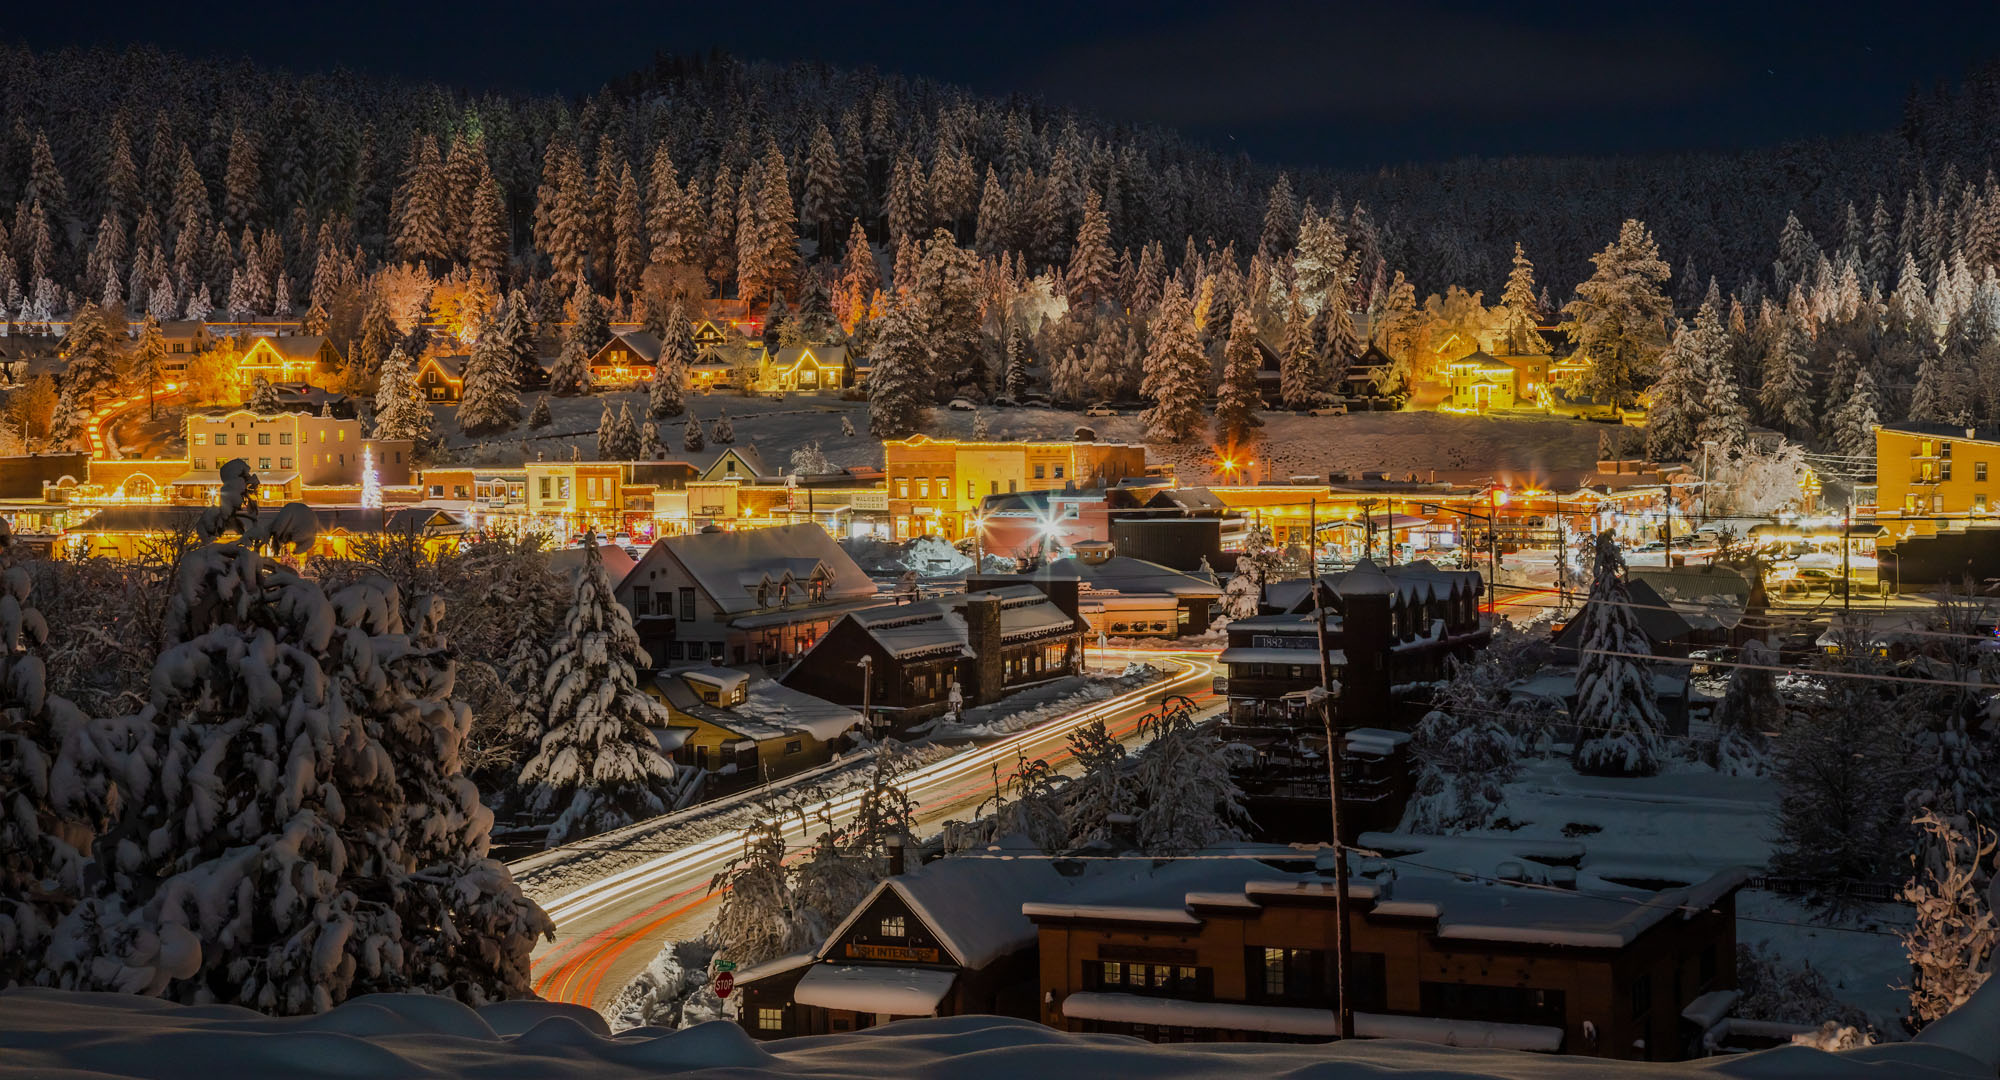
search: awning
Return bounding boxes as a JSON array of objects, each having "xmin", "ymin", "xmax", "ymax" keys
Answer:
[
  {"xmin": 1060, "ymin": 992, "xmax": 1340, "ymax": 1037},
  {"xmin": 793, "ymin": 964, "xmax": 957, "ymax": 1017}
]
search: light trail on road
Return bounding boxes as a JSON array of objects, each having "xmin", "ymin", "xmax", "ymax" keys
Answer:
[{"xmin": 524, "ymin": 648, "xmax": 1217, "ymax": 1013}]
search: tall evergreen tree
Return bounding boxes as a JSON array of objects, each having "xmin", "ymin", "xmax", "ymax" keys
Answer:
[
  {"xmin": 569, "ymin": 279, "xmax": 611, "ymax": 354},
  {"xmin": 1066, "ymin": 190, "xmax": 1115, "ymax": 308},
  {"xmin": 1138, "ymin": 282, "xmax": 1206, "ymax": 443},
  {"xmin": 1829, "ymin": 368, "xmax": 1883, "ymax": 458},
  {"xmin": 515, "ymin": 533, "xmax": 677, "ymax": 845},
  {"xmin": 1278, "ymin": 288, "xmax": 1322, "ymax": 409},
  {"xmin": 1498, "ymin": 242, "xmax": 1547, "ymax": 354},
  {"xmin": 458, "ymin": 325, "xmax": 522, "ymax": 436},
  {"xmin": 1562, "ymin": 219, "xmax": 1673, "ymax": 408},
  {"xmin": 649, "ymin": 304, "xmax": 691, "ymax": 419},
  {"xmin": 1571, "ymin": 532, "xmax": 1665, "ymax": 777},
  {"xmin": 867, "ymin": 299, "xmax": 930, "ymax": 438},
  {"xmin": 1214, "ymin": 307, "xmax": 1264, "ymax": 448},
  {"xmin": 371, "ymin": 346, "xmax": 431, "ymax": 441},
  {"xmin": 682, "ymin": 410, "xmax": 705, "ymax": 452},
  {"xmin": 1758, "ymin": 319, "xmax": 1816, "ymax": 439}
]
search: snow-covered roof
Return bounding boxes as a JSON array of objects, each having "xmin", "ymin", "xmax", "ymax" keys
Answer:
[
  {"xmin": 793, "ymin": 964, "xmax": 957, "ymax": 1017},
  {"xmin": 1218, "ymin": 646, "xmax": 1340, "ymax": 666},
  {"xmin": 604, "ymin": 330, "xmax": 663, "ymax": 362},
  {"xmin": 657, "ymin": 674, "xmax": 862, "ymax": 743},
  {"xmin": 548, "ymin": 540, "xmax": 638, "ymax": 588},
  {"xmin": 837, "ymin": 587, "xmax": 1081, "ymax": 661},
  {"xmin": 733, "ymin": 950, "xmax": 818, "ymax": 987},
  {"xmin": 662, "ymin": 523, "xmax": 876, "ymax": 615}
]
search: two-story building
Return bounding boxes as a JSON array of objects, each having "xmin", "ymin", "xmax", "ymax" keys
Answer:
[
  {"xmin": 1874, "ymin": 422, "xmax": 2000, "ymax": 540},
  {"xmin": 883, "ymin": 435, "xmax": 1151, "ymax": 541},
  {"xmin": 613, "ymin": 522, "xmax": 882, "ymax": 667},
  {"xmin": 1029, "ymin": 837, "xmax": 1748, "ymax": 1061},
  {"xmin": 758, "ymin": 344, "xmax": 853, "ymax": 392},
  {"xmin": 233, "ymin": 335, "xmax": 343, "ymax": 388},
  {"xmin": 651, "ymin": 666, "xmax": 861, "ymax": 794},
  {"xmin": 588, "ymin": 330, "xmax": 661, "ymax": 386},
  {"xmin": 183, "ymin": 410, "xmax": 412, "ymax": 494},
  {"xmin": 782, "ymin": 583, "xmax": 1085, "ymax": 730},
  {"xmin": 525, "ymin": 461, "xmax": 629, "ymax": 534}
]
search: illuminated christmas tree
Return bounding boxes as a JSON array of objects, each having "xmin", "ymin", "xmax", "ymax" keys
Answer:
[{"xmin": 361, "ymin": 444, "xmax": 382, "ymax": 509}]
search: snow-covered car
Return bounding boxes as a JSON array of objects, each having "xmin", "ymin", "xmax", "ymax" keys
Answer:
[
  {"xmin": 611, "ymin": 533, "xmax": 633, "ymax": 547},
  {"xmin": 1306, "ymin": 403, "xmax": 1347, "ymax": 416},
  {"xmin": 947, "ymin": 397, "xmax": 977, "ymax": 410},
  {"xmin": 1084, "ymin": 404, "xmax": 1117, "ymax": 417}
]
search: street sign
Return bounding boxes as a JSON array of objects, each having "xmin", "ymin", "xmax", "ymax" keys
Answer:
[
  {"xmin": 712, "ymin": 959, "xmax": 738, "ymax": 972},
  {"xmin": 713, "ymin": 971, "xmax": 735, "ymax": 999}
]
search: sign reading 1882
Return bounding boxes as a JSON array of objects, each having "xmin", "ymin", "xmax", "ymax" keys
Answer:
[
  {"xmin": 845, "ymin": 943, "xmax": 940, "ymax": 963},
  {"xmin": 1251, "ymin": 635, "xmax": 1314, "ymax": 650}
]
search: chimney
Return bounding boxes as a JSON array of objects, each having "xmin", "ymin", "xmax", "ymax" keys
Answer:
[
  {"xmin": 963, "ymin": 593, "xmax": 1005, "ymax": 706},
  {"xmin": 1968, "ymin": 427, "xmax": 1978, "ymax": 440},
  {"xmin": 887, "ymin": 834, "xmax": 905, "ymax": 876}
]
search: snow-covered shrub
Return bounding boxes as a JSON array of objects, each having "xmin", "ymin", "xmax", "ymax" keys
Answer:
[
  {"xmin": 1403, "ymin": 705, "xmax": 1523, "ymax": 833},
  {"xmin": 1734, "ymin": 942, "xmax": 1873, "ymax": 1033}
]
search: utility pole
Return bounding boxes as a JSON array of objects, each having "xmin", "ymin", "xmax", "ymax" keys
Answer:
[
  {"xmin": 1842, "ymin": 494, "xmax": 1852, "ymax": 614},
  {"xmin": 1309, "ymin": 498, "xmax": 1355, "ymax": 1040},
  {"xmin": 856, "ymin": 656, "xmax": 874, "ymax": 733}
]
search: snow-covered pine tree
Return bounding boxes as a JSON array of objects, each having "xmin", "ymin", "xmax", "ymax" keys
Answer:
[
  {"xmin": 515, "ymin": 534, "xmax": 676, "ymax": 846},
  {"xmin": 1706, "ymin": 638, "xmax": 1779, "ymax": 776},
  {"xmin": 1910, "ymin": 345, "xmax": 1971, "ymax": 425},
  {"xmin": 1138, "ymin": 281, "xmax": 1206, "ymax": 443},
  {"xmin": 636, "ymin": 420, "xmax": 661, "ymax": 461},
  {"xmin": 1132, "ymin": 702, "xmax": 1248, "ymax": 853},
  {"xmin": 649, "ymin": 304, "xmax": 691, "ymax": 419},
  {"xmin": 1214, "ymin": 306, "xmax": 1264, "ymax": 448},
  {"xmin": 1562, "ymin": 220, "xmax": 1673, "ymax": 408},
  {"xmin": 1278, "ymin": 288, "xmax": 1322, "ymax": 409},
  {"xmin": 1002, "ymin": 321, "xmax": 1031, "ymax": 399},
  {"xmin": 594, "ymin": 403, "xmax": 617, "ymax": 459},
  {"xmin": 1570, "ymin": 531, "xmax": 1666, "ymax": 776},
  {"xmin": 0, "ymin": 520, "xmax": 108, "ymax": 990},
  {"xmin": 457, "ymin": 326, "xmax": 521, "ymax": 436},
  {"xmin": 1757, "ymin": 319, "xmax": 1816, "ymax": 439},
  {"xmin": 1498, "ymin": 242, "xmax": 1547, "ymax": 354},
  {"xmin": 1900, "ymin": 809, "xmax": 1996, "ymax": 1028},
  {"xmin": 1770, "ymin": 636, "xmax": 1913, "ymax": 909},
  {"xmin": 1646, "ymin": 320, "xmax": 1706, "ymax": 461},
  {"xmin": 247, "ymin": 375, "xmax": 283, "ymax": 414},
  {"xmin": 494, "ymin": 291, "xmax": 543, "ymax": 392},
  {"xmin": 548, "ymin": 336, "xmax": 593, "ymax": 398},
  {"xmin": 707, "ymin": 815, "xmax": 809, "ymax": 967},
  {"xmin": 711, "ymin": 408, "xmax": 734, "ymax": 445},
  {"xmin": 1696, "ymin": 344, "xmax": 1751, "ymax": 451},
  {"xmin": 867, "ymin": 298, "xmax": 930, "ymax": 437},
  {"xmin": 570, "ymin": 280, "xmax": 611, "ymax": 355},
  {"xmin": 1404, "ymin": 703, "xmax": 1522, "ymax": 833},
  {"xmin": 682, "ymin": 411, "xmax": 705, "ymax": 452},
  {"xmin": 372, "ymin": 346, "xmax": 431, "ymax": 442},
  {"xmin": 56, "ymin": 302, "xmax": 124, "ymax": 411},
  {"xmin": 1829, "ymin": 368, "xmax": 1883, "ymax": 459}
]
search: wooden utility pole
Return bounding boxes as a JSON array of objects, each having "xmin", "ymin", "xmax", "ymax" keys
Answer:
[{"xmin": 1309, "ymin": 499, "xmax": 1355, "ymax": 1039}]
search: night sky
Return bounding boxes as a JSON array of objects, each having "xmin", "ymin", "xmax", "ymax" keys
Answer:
[{"xmin": 15, "ymin": 0, "xmax": 2000, "ymax": 169}]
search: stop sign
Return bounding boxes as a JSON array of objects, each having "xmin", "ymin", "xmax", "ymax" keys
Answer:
[{"xmin": 713, "ymin": 971, "xmax": 735, "ymax": 999}]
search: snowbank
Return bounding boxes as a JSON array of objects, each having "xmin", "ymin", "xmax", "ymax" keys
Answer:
[
  {"xmin": 4, "ymin": 989, "xmax": 1995, "ymax": 1080},
  {"xmin": 841, "ymin": 535, "xmax": 974, "ymax": 578}
]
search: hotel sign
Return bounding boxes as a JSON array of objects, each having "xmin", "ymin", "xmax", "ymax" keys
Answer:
[{"xmin": 844, "ymin": 943, "xmax": 940, "ymax": 964}]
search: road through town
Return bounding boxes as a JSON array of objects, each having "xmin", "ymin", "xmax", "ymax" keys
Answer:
[{"xmin": 522, "ymin": 648, "xmax": 1220, "ymax": 1016}]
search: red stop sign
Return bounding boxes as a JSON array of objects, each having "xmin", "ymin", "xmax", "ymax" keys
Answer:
[{"xmin": 713, "ymin": 971, "xmax": 735, "ymax": 999}]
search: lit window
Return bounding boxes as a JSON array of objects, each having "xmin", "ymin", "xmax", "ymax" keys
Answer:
[
  {"xmin": 757, "ymin": 1008, "xmax": 783, "ymax": 1032},
  {"xmin": 191, "ymin": 433, "xmax": 204, "ymax": 445},
  {"xmin": 279, "ymin": 457, "xmax": 292, "ymax": 469},
  {"xmin": 1262, "ymin": 948, "xmax": 1286, "ymax": 996},
  {"xmin": 258, "ymin": 457, "xmax": 271, "ymax": 470},
  {"xmin": 258, "ymin": 433, "xmax": 270, "ymax": 445},
  {"xmin": 235, "ymin": 434, "xmax": 248, "ymax": 446},
  {"xmin": 878, "ymin": 915, "xmax": 906, "ymax": 938},
  {"xmin": 1101, "ymin": 961, "xmax": 1123, "ymax": 986},
  {"xmin": 279, "ymin": 432, "xmax": 292, "ymax": 445}
]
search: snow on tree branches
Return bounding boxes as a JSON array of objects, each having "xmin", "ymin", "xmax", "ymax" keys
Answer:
[
  {"xmin": 514, "ymin": 533, "xmax": 676, "ymax": 846},
  {"xmin": 1570, "ymin": 531, "xmax": 1665, "ymax": 776}
]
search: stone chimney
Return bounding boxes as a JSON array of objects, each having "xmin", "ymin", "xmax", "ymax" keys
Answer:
[{"xmin": 962, "ymin": 592, "xmax": 1005, "ymax": 706}]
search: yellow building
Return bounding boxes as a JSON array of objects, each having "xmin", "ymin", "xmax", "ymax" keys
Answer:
[
  {"xmin": 185, "ymin": 410, "xmax": 368, "ymax": 486},
  {"xmin": 234, "ymin": 336, "xmax": 343, "ymax": 388},
  {"xmin": 882, "ymin": 434, "xmax": 1150, "ymax": 540},
  {"xmin": 526, "ymin": 461, "xmax": 629, "ymax": 533},
  {"xmin": 758, "ymin": 344, "xmax": 852, "ymax": 392},
  {"xmin": 1874, "ymin": 423, "xmax": 2000, "ymax": 539}
]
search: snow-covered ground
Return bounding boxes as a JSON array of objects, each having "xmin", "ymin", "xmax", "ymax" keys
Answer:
[
  {"xmin": 5, "ymin": 987, "xmax": 1995, "ymax": 1080},
  {"xmin": 431, "ymin": 394, "xmax": 1609, "ymax": 484}
]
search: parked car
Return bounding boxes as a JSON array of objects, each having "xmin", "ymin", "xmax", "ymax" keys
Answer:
[
  {"xmin": 1084, "ymin": 403, "xmax": 1117, "ymax": 417},
  {"xmin": 947, "ymin": 397, "xmax": 977, "ymax": 410},
  {"xmin": 1306, "ymin": 403, "xmax": 1347, "ymax": 416}
]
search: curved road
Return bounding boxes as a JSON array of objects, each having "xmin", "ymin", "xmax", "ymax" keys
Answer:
[{"xmin": 526, "ymin": 649, "xmax": 1220, "ymax": 1015}]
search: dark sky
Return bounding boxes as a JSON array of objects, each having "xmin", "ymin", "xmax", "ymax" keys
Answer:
[{"xmin": 15, "ymin": 0, "xmax": 2000, "ymax": 169}]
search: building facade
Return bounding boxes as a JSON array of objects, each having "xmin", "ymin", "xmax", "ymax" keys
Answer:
[
  {"xmin": 883, "ymin": 435, "xmax": 1151, "ymax": 541},
  {"xmin": 1874, "ymin": 422, "xmax": 2000, "ymax": 540}
]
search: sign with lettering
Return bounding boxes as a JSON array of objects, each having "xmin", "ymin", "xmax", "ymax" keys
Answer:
[
  {"xmin": 844, "ymin": 943, "xmax": 941, "ymax": 964},
  {"xmin": 849, "ymin": 491, "xmax": 889, "ymax": 511},
  {"xmin": 713, "ymin": 971, "xmax": 734, "ymax": 999},
  {"xmin": 1251, "ymin": 635, "xmax": 1314, "ymax": 650}
]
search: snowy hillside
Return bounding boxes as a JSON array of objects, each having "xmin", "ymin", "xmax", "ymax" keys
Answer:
[
  {"xmin": 436, "ymin": 394, "xmax": 1607, "ymax": 485},
  {"xmin": 3, "ymin": 988, "xmax": 1995, "ymax": 1080}
]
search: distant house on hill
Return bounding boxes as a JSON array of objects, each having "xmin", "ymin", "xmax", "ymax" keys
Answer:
[
  {"xmin": 759, "ymin": 343, "xmax": 853, "ymax": 392},
  {"xmin": 235, "ymin": 335, "xmax": 342, "ymax": 388}
]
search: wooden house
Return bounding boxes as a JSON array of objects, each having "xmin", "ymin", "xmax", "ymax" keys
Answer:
[
  {"xmin": 649, "ymin": 667, "xmax": 861, "ymax": 796},
  {"xmin": 588, "ymin": 330, "xmax": 660, "ymax": 386},
  {"xmin": 235, "ymin": 335, "xmax": 343, "ymax": 388},
  {"xmin": 759, "ymin": 344, "xmax": 853, "ymax": 392}
]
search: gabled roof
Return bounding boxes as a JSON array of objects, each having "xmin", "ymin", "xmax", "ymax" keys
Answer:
[
  {"xmin": 694, "ymin": 445, "xmax": 769, "ymax": 480},
  {"xmin": 655, "ymin": 670, "xmax": 861, "ymax": 742},
  {"xmin": 241, "ymin": 336, "xmax": 332, "ymax": 361},
  {"xmin": 1552, "ymin": 577, "xmax": 1695, "ymax": 653},
  {"xmin": 601, "ymin": 330, "xmax": 663, "ymax": 363},
  {"xmin": 425, "ymin": 354, "xmax": 469, "ymax": 379},
  {"xmin": 767, "ymin": 343, "xmax": 850, "ymax": 370},
  {"xmin": 660, "ymin": 522, "xmax": 875, "ymax": 615},
  {"xmin": 836, "ymin": 585, "xmax": 1081, "ymax": 660}
]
